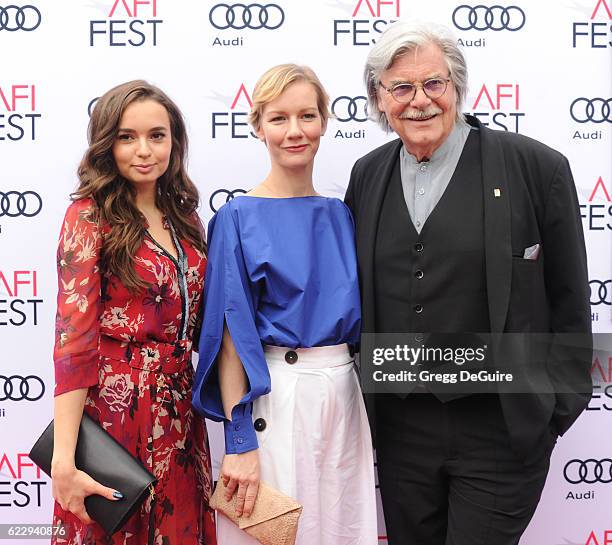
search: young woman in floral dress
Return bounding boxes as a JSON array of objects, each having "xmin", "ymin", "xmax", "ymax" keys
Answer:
[{"xmin": 50, "ymin": 80, "xmax": 216, "ymax": 545}]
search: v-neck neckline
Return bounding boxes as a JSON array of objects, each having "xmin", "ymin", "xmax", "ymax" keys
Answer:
[{"xmin": 146, "ymin": 230, "xmax": 179, "ymax": 262}]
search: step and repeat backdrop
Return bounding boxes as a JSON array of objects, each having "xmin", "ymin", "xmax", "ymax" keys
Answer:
[{"xmin": 1, "ymin": 0, "xmax": 611, "ymax": 543}]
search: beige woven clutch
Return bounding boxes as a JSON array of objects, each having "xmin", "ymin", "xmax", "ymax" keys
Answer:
[{"xmin": 210, "ymin": 479, "xmax": 302, "ymax": 545}]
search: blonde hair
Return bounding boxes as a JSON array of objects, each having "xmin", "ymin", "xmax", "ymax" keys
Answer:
[{"xmin": 248, "ymin": 64, "xmax": 330, "ymax": 131}]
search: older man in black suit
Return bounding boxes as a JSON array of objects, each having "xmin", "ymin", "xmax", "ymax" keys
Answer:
[{"xmin": 345, "ymin": 21, "xmax": 592, "ymax": 545}]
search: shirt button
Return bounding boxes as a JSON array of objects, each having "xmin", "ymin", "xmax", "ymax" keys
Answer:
[
  {"xmin": 414, "ymin": 304, "xmax": 423, "ymax": 314},
  {"xmin": 419, "ymin": 164, "xmax": 427, "ymax": 172},
  {"xmin": 234, "ymin": 423, "xmax": 241, "ymax": 431},
  {"xmin": 254, "ymin": 418, "xmax": 267, "ymax": 432},
  {"xmin": 415, "ymin": 243, "xmax": 424, "ymax": 252},
  {"xmin": 285, "ymin": 350, "xmax": 298, "ymax": 364},
  {"xmin": 416, "ymin": 220, "xmax": 421, "ymax": 228},
  {"xmin": 236, "ymin": 437, "xmax": 244, "ymax": 444},
  {"xmin": 415, "ymin": 270, "xmax": 424, "ymax": 279},
  {"xmin": 418, "ymin": 188, "xmax": 425, "ymax": 195}
]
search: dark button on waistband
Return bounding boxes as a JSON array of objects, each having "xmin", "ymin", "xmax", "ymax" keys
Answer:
[
  {"xmin": 415, "ymin": 243, "xmax": 424, "ymax": 252},
  {"xmin": 254, "ymin": 418, "xmax": 267, "ymax": 432},
  {"xmin": 415, "ymin": 270, "xmax": 424, "ymax": 279},
  {"xmin": 414, "ymin": 304, "xmax": 423, "ymax": 314},
  {"xmin": 285, "ymin": 350, "xmax": 298, "ymax": 364}
]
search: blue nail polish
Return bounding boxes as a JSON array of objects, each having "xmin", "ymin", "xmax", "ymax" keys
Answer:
[{"xmin": 113, "ymin": 491, "xmax": 124, "ymax": 499}]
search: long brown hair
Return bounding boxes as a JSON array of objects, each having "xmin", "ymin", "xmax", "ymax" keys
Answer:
[{"xmin": 73, "ymin": 80, "xmax": 205, "ymax": 292}]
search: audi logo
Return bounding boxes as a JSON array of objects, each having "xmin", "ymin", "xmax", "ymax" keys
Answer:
[
  {"xmin": 0, "ymin": 5, "xmax": 41, "ymax": 31},
  {"xmin": 0, "ymin": 375, "xmax": 45, "ymax": 401},
  {"xmin": 570, "ymin": 98, "xmax": 612, "ymax": 124},
  {"xmin": 0, "ymin": 191, "xmax": 42, "ymax": 218},
  {"xmin": 564, "ymin": 458, "xmax": 612, "ymax": 484},
  {"xmin": 209, "ymin": 3, "xmax": 284, "ymax": 30},
  {"xmin": 210, "ymin": 188, "xmax": 247, "ymax": 213},
  {"xmin": 332, "ymin": 96, "xmax": 368, "ymax": 123},
  {"xmin": 589, "ymin": 279, "xmax": 611, "ymax": 306},
  {"xmin": 452, "ymin": 5, "xmax": 526, "ymax": 32}
]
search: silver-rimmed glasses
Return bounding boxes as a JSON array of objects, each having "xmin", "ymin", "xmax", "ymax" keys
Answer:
[{"xmin": 379, "ymin": 77, "xmax": 451, "ymax": 103}]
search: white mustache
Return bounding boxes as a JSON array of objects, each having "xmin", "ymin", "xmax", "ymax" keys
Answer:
[{"xmin": 399, "ymin": 107, "xmax": 443, "ymax": 120}]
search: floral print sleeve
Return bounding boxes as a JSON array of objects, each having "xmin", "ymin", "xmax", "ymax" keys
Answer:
[{"xmin": 53, "ymin": 198, "xmax": 103, "ymax": 396}]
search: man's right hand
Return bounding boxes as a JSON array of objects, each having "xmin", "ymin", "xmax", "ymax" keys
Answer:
[
  {"xmin": 220, "ymin": 449, "xmax": 260, "ymax": 518},
  {"xmin": 51, "ymin": 460, "xmax": 122, "ymax": 524}
]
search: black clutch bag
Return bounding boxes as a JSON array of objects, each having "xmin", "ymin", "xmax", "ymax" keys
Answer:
[{"xmin": 29, "ymin": 413, "xmax": 157, "ymax": 535}]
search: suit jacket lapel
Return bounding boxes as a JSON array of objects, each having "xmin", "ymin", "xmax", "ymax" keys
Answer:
[
  {"xmin": 472, "ymin": 116, "xmax": 512, "ymax": 333},
  {"xmin": 361, "ymin": 139, "xmax": 403, "ymax": 333}
]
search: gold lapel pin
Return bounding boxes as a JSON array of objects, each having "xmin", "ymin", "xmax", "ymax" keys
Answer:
[{"xmin": 493, "ymin": 188, "xmax": 501, "ymax": 198}]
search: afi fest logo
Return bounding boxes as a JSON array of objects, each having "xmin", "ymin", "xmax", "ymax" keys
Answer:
[
  {"xmin": 580, "ymin": 176, "xmax": 611, "ymax": 231},
  {"xmin": 0, "ymin": 453, "xmax": 47, "ymax": 508},
  {"xmin": 466, "ymin": 83, "xmax": 524, "ymax": 132},
  {"xmin": 584, "ymin": 530, "xmax": 612, "ymax": 545},
  {"xmin": 0, "ymin": 270, "xmax": 42, "ymax": 327},
  {"xmin": 452, "ymin": 4, "xmax": 526, "ymax": 48},
  {"xmin": 0, "ymin": 4, "xmax": 41, "ymax": 32},
  {"xmin": 209, "ymin": 3, "xmax": 285, "ymax": 48},
  {"xmin": 573, "ymin": 0, "xmax": 612, "ymax": 48},
  {"xmin": 90, "ymin": 0, "xmax": 162, "ymax": 47},
  {"xmin": 570, "ymin": 96, "xmax": 611, "ymax": 142},
  {"xmin": 211, "ymin": 83, "xmax": 257, "ymax": 139},
  {"xmin": 331, "ymin": 95, "xmax": 369, "ymax": 140},
  {"xmin": 0, "ymin": 84, "xmax": 40, "ymax": 141},
  {"xmin": 588, "ymin": 354, "xmax": 612, "ymax": 411},
  {"xmin": 333, "ymin": 0, "xmax": 400, "ymax": 46}
]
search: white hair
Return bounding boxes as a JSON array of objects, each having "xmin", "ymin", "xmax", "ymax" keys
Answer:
[{"xmin": 364, "ymin": 21, "xmax": 468, "ymax": 131}]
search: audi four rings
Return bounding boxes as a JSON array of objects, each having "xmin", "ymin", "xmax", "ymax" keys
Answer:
[
  {"xmin": 209, "ymin": 188, "xmax": 247, "ymax": 213},
  {"xmin": 0, "ymin": 191, "xmax": 43, "ymax": 217},
  {"xmin": 0, "ymin": 375, "xmax": 45, "ymax": 401},
  {"xmin": 209, "ymin": 3, "xmax": 284, "ymax": 30},
  {"xmin": 570, "ymin": 98, "xmax": 612, "ymax": 124},
  {"xmin": 564, "ymin": 459, "xmax": 612, "ymax": 484},
  {"xmin": 332, "ymin": 96, "xmax": 369, "ymax": 123},
  {"xmin": 0, "ymin": 4, "xmax": 41, "ymax": 31},
  {"xmin": 452, "ymin": 5, "xmax": 526, "ymax": 31},
  {"xmin": 589, "ymin": 280, "xmax": 612, "ymax": 306}
]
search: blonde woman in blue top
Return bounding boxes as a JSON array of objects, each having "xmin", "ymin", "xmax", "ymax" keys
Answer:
[{"xmin": 193, "ymin": 64, "xmax": 377, "ymax": 545}]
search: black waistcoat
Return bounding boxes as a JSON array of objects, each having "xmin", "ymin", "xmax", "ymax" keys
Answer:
[{"xmin": 374, "ymin": 129, "xmax": 490, "ymax": 335}]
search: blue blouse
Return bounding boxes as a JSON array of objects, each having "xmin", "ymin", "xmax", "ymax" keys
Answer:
[{"xmin": 192, "ymin": 196, "xmax": 361, "ymax": 453}]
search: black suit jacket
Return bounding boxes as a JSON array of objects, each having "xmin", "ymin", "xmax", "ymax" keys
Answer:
[{"xmin": 345, "ymin": 115, "xmax": 592, "ymax": 457}]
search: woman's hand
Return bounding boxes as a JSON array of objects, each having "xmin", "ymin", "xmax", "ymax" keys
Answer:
[
  {"xmin": 51, "ymin": 459, "xmax": 122, "ymax": 524},
  {"xmin": 220, "ymin": 449, "xmax": 260, "ymax": 518}
]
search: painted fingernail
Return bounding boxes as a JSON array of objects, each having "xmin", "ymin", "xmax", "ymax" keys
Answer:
[{"xmin": 113, "ymin": 491, "xmax": 124, "ymax": 500}]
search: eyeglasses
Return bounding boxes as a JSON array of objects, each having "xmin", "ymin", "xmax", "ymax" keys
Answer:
[{"xmin": 379, "ymin": 77, "xmax": 451, "ymax": 103}]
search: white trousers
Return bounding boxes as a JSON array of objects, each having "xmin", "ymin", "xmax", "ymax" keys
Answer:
[{"xmin": 217, "ymin": 344, "xmax": 378, "ymax": 545}]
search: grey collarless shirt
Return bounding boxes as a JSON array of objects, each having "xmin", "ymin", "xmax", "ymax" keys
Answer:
[{"xmin": 400, "ymin": 122, "xmax": 472, "ymax": 234}]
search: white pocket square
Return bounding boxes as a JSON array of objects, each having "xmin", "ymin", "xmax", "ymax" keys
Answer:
[{"xmin": 523, "ymin": 243, "xmax": 541, "ymax": 260}]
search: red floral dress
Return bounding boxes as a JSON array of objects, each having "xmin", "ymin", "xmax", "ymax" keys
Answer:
[{"xmin": 52, "ymin": 198, "xmax": 216, "ymax": 545}]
